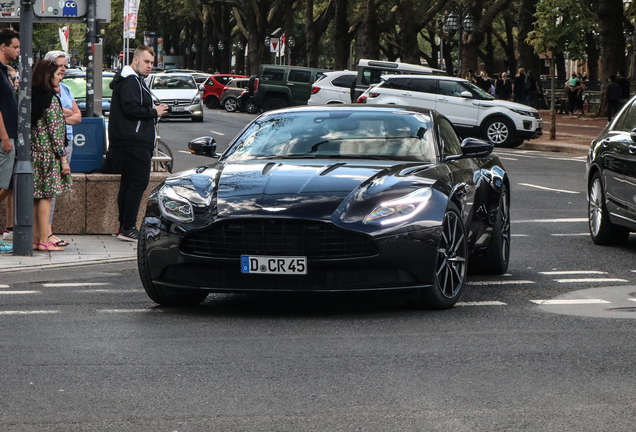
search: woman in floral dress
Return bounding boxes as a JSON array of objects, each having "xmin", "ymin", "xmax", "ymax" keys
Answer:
[{"xmin": 31, "ymin": 59, "xmax": 72, "ymax": 251}]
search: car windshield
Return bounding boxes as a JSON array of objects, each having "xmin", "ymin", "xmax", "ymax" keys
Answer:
[
  {"xmin": 151, "ymin": 76, "xmax": 197, "ymax": 90},
  {"xmin": 62, "ymin": 76, "xmax": 114, "ymax": 100},
  {"xmin": 463, "ymin": 80, "xmax": 494, "ymax": 100},
  {"xmin": 225, "ymin": 110, "xmax": 437, "ymax": 162}
]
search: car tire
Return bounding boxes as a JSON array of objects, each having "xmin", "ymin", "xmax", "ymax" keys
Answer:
[
  {"xmin": 473, "ymin": 184, "xmax": 510, "ymax": 275},
  {"xmin": 588, "ymin": 173, "xmax": 630, "ymax": 245},
  {"xmin": 138, "ymin": 224, "xmax": 209, "ymax": 306},
  {"xmin": 262, "ymin": 97, "xmax": 288, "ymax": 112},
  {"xmin": 245, "ymin": 99, "xmax": 259, "ymax": 114},
  {"xmin": 418, "ymin": 203, "xmax": 467, "ymax": 309},
  {"xmin": 204, "ymin": 96, "xmax": 219, "ymax": 109},
  {"xmin": 483, "ymin": 117, "xmax": 515, "ymax": 147},
  {"xmin": 224, "ymin": 97, "xmax": 239, "ymax": 112}
]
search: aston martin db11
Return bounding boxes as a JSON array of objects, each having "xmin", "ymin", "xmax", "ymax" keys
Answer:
[{"xmin": 138, "ymin": 105, "xmax": 510, "ymax": 309}]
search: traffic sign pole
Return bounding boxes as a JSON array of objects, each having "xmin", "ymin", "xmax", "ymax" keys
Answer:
[
  {"xmin": 13, "ymin": 0, "xmax": 35, "ymax": 256},
  {"xmin": 85, "ymin": 0, "xmax": 96, "ymax": 117}
]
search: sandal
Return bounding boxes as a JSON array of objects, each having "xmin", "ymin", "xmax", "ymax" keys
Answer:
[
  {"xmin": 37, "ymin": 242, "xmax": 65, "ymax": 252},
  {"xmin": 49, "ymin": 234, "xmax": 69, "ymax": 247}
]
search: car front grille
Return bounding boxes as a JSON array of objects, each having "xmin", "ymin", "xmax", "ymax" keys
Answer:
[
  {"xmin": 161, "ymin": 99, "xmax": 192, "ymax": 106},
  {"xmin": 180, "ymin": 219, "xmax": 378, "ymax": 259}
]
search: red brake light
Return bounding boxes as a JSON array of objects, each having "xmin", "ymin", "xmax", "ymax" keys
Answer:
[
  {"xmin": 356, "ymin": 95, "xmax": 367, "ymax": 103},
  {"xmin": 254, "ymin": 78, "xmax": 259, "ymax": 93},
  {"xmin": 369, "ymin": 93, "xmax": 380, "ymax": 98},
  {"xmin": 311, "ymin": 86, "xmax": 320, "ymax": 94}
]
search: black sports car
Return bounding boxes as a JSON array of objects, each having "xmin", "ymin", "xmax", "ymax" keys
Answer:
[{"xmin": 138, "ymin": 106, "xmax": 510, "ymax": 309}]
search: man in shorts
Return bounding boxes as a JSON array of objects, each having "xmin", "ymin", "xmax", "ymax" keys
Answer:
[{"xmin": 0, "ymin": 28, "xmax": 19, "ymax": 253}]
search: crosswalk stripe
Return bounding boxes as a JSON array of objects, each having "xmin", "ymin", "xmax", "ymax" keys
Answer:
[
  {"xmin": 540, "ymin": 271, "xmax": 607, "ymax": 275},
  {"xmin": 531, "ymin": 299, "xmax": 611, "ymax": 305},
  {"xmin": 97, "ymin": 309, "xmax": 164, "ymax": 313},
  {"xmin": 456, "ymin": 301, "xmax": 507, "ymax": 307},
  {"xmin": 0, "ymin": 291, "xmax": 40, "ymax": 294},
  {"xmin": 0, "ymin": 284, "xmax": 9, "ymax": 288},
  {"xmin": 554, "ymin": 278, "xmax": 628, "ymax": 283},
  {"xmin": 513, "ymin": 218, "xmax": 587, "ymax": 223},
  {"xmin": 467, "ymin": 280, "xmax": 535, "ymax": 285},
  {"xmin": 42, "ymin": 283, "xmax": 111, "ymax": 287},
  {"xmin": 0, "ymin": 310, "xmax": 59, "ymax": 315}
]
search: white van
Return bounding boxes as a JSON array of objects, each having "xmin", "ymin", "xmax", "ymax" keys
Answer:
[{"xmin": 350, "ymin": 59, "xmax": 447, "ymax": 103}]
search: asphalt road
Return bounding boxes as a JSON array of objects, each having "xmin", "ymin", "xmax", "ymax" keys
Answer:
[{"xmin": 1, "ymin": 110, "xmax": 636, "ymax": 431}]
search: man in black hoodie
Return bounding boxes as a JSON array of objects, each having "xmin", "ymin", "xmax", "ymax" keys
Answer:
[{"xmin": 108, "ymin": 45, "xmax": 168, "ymax": 242}]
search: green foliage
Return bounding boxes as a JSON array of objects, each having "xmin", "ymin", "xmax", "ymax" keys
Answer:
[{"xmin": 527, "ymin": 0, "xmax": 596, "ymax": 60}]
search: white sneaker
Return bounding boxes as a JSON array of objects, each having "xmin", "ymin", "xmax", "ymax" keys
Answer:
[{"xmin": 3, "ymin": 229, "xmax": 12, "ymax": 240}]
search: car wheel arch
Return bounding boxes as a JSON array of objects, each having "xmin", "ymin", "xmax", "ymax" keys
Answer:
[{"xmin": 481, "ymin": 114, "xmax": 516, "ymax": 132}]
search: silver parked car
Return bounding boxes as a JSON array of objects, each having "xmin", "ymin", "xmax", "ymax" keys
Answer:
[{"xmin": 145, "ymin": 73, "xmax": 204, "ymax": 122}]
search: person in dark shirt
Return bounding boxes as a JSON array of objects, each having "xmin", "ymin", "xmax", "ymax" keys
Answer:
[
  {"xmin": 512, "ymin": 68, "xmax": 527, "ymax": 104},
  {"xmin": 495, "ymin": 72, "xmax": 512, "ymax": 100},
  {"xmin": 616, "ymin": 71, "xmax": 630, "ymax": 103},
  {"xmin": 606, "ymin": 75, "xmax": 623, "ymax": 122}
]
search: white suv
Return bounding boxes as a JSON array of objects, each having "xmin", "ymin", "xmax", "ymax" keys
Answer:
[
  {"xmin": 362, "ymin": 74, "xmax": 542, "ymax": 147},
  {"xmin": 308, "ymin": 71, "xmax": 357, "ymax": 105}
]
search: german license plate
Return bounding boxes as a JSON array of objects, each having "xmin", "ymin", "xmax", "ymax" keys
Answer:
[
  {"xmin": 172, "ymin": 106, "xmax": 185, "ymax": 111},
  {"xmin": 241, "ymin": 256, "xmax": 307, "ymax": 275}
]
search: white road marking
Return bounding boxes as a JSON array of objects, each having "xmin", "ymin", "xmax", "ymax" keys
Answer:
[
  {"xmin": 554, "ymin": 278, "xmax": 628, "ymax": 283},
  {"xmin": 498, "ymin": 157, "xmax": 518, "ymax": 161},
  {"xmin": 97, "ymin": 309, "xmax": 164, "ymax": 313},
  {"xmin": 210, "ymin": 130, "xmax": 225, "ymax": 135},
  {"xmin": 511, "ymin": 234, "xmax": 529, "ymax": 237},
  {"xmin": 467, "ymin": 280, "xmax": 535, "ymax": 285},
  {"xmin": 539, "ymin": 270, "xmax": 608, "ymax": 275},
  {"xmin": 42, "ymin": 282, "xmax": 111, "ymax": 287},
  {"xmin": 531, "ymin": 299, "xmax": 611, "ymax": 305},
  {"xmin": 513, "ymin": 218, "xmax": 587, "ymax": 223},
  {"xmin": 178, "ymin": 150, "xmax": 191, "ymax": 154},
  {"xmin": 518, "ymin": 183, "xmax": 580, "ymax": 194},
  {"xmin": 0, "ymin": 291, "xmax": 40, "ymax": 294},
  {"xmin": 0, "ymin": 284, "xmax": 9, "ymax": 288},
  {"xmin": 0, "ymin": 310, "xmax": 59, "ymax": 315},
  {"xmin": 545, "ymin": 157, "xmax": 586, "ymax": 163},
  {"xmin": 551, "ymin": 233, "xmax": 589, "ymax": 236},
  {"xmin": 629, "ymin": 298, "xmax": 636, "ymax": 303},
  {"xmin": 456, "ymin": 301, "xmax": 507, "ymax": 307},
  {"xmin": 77, "ymin": 289, "xmax": 137, "ymax": 294}
]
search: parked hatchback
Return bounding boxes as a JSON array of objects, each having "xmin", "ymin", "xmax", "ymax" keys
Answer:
[
  {"xmin": 586, "ymin": 95, "xmax": 636, "ymax": 245},
  {"xmin": 308, "ymin": 71, "xmax": 357, "ymax": 105},
  {"xmin": 220, "ymin": 77, "xmax": 250, "ymax": 112},
  {"xmin": 363, "ymin": 74, "xmax": 543, "ymax": 147},
  {"xmin": 202, "ymin": 74, "xmax": 248, "ymax": 109}
]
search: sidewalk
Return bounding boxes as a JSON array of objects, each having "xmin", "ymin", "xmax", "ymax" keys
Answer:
[
  {"xmin": 520, "ymin": 110, "xmax": 606, "ymax": 155},
  {"xmin": 0, "ymin": 235, "xmax": 137, "ymax": 273}
]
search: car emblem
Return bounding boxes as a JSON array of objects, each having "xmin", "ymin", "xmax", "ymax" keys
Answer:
[
  {"xmin": 262, "ymin": 207, "xmax": 286, "ymax": 212},
  {"xmin": 173, "ymin": 100, "xmax": 179, "ymax": 106}
]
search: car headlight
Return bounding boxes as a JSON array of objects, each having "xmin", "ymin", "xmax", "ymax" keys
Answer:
[
  {"xmin": 158, "ymin": 185, "xmax": 194, "ymax": 223},
  {"xmin": 510, "ymin": 108, "xmax": 535, "ymax": 117},
  {"xmin": 363, "ymin": 188, "xmax": 433, "ymax": 225},
  {"xmin": 193, "ymin": 96, "xmax": 201, "ymax": 104}
]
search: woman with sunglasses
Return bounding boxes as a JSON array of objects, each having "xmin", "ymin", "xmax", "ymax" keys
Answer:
[{"xmin": 43, "ymin": 50, "xmax": 81, "ymax": 247}]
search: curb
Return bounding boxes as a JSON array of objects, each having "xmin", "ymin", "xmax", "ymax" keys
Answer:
[
  {"xmin": 519, "ymin": 139, "xmax": 589, "ymax": 156},
  {"xmin": 0, "ymin": 256, "xmax": 136, "ymax": 273}
]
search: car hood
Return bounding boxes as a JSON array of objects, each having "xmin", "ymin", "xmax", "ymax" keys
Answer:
[
  {"xmin": 479, "ymin": 98, "xmax": 540, "ymax": 115},
  {"xmin": 166, "ymin": 159, "xmax": 439, "ymax": 222},
  {"xmin": 151, "ymin": 89, "xmax": 198, "ymax": 100}
]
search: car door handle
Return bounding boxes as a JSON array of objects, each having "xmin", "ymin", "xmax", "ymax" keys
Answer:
[
  {"xmin": 287, "ymin": 83, "xmax": 295, "ymax": 86},
  {"xmin": 400, "ymin": 92, "xmax": 411, "ymax": 97},
  {"xmin": 629, "ymin": 145, "xmax": 636, "ymax": 154}
]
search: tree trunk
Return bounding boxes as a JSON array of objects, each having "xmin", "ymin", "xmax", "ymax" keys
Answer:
[
  {"xmin": 396, "ymin": 0, "xmax": 420, "ymax": 64},
  {"xmin": 517, "ymin": 0, "xmax": 539, "ymax": 72},
  {"xmin": 361, "ymin": 0, "xmax": 379, "ymax": 59},
  {"xmin": 585, "ymin": 31, "xmax": 599, "ymax": 81},
  {"xmin": 333, "ymin": 0, "xmax": 350, "ymax": 70},
  {"xmin": 597, "ymin": 0, "xmax": 626, "ymax": 117},
  {"xmin": 305, "ymin": 0, "xmax": 319, "ymax": 67}
]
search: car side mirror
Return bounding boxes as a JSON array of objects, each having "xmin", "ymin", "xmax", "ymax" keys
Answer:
[
  {"xmin": 188, "ymin": 136, "xmax": 220, "ymax": 158},
  {"xmin": 199, "ymin": 84, "xmax": 205, "ymax": 91},
  {"xmin": 631, "ymin": 128, "xmax": 636, "ymax": 143},
  {"xmin": 445, "ymin": 138, "xmax": 493, "ymax": 161},
  {"xmin": 460, "ymin": 91, "xmax": 473, "ymax": 99}
]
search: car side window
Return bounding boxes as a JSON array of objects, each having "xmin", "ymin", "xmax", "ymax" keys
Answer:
[
  {"xmin": 288, "ymin": 70, "xmax": 311, "ymax": 83},
  {"xmin": 438, "ymin": 81, "xmax": 464, "ymax": 97},
  {"xmin": 384, "ymin": 77, "xmax": 410, "ymax": 90},
  {"xmin": 262, "ymin": 68, "xmax": 285, "ymax": 81},
  {"xmin": 332, "ymin": 75, "xmax": 356, "ymax": 88},
  {"xmin": 437, "ymin": 117, "xmax": 462, "ymax": 156},
  {"xmin": 615, "ymin": 101, "xmax": 636, "ymax": 132},
  {"xmin": 409, "ymin": 78, "xmax": 437, "ymax": 94},
  {"xmin": 361, "ymin": 68, "xmax": 401, "ymax": 86}
]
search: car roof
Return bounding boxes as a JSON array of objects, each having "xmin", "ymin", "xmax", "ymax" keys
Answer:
[
  {"xmin": 151, "ymin": 73, "xmax": 195, "ymax": 78},
  {"xmin": 63, "ymin": 72, "xmax": 115, "ymax": 78},
  {"xmin": 382, "ymin": 73, "xmax": 463, "ymax": 82}
]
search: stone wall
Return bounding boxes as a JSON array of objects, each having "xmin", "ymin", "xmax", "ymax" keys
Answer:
[{"xmin": 0, "ymin": 173, "xmax": 169, "ymax": 235}]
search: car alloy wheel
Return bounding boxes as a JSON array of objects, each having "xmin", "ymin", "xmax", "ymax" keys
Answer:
[
  {"xmin": 484, "ymin": 117, "xmax": 514, "ymax": 147},
  {"xmin": 436, "ymin": 208, "xmax": 467, "ymax": 299},
  {"xmin": 589, "ymin": 176, "xmax": 604, "ymax": 238},
  {"xmin": 224, "ymin": 97, "xmax": 238, "ymax": 112},
  {"xmin": 588, "ymin": 174, "xmax": 630, "ymax": 245}
]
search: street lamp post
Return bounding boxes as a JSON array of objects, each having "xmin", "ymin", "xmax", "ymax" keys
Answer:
[{"xmin": 445, "ymin": 7, "xmax": 475, "ymax": 78}]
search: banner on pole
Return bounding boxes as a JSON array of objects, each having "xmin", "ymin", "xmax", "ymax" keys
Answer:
[
  {"xmin": 124, "ymin": 0, "xmax": 141, "ymax": 39},
  {"xmin": 59, "ymin": 26, "xmax": 69, "ymax": 53}
]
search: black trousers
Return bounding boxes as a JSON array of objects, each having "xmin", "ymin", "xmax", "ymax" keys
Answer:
[
  {"xmin": 608, "ymin": 100, "xmax": 621, "ymax": 122},
  {"xmin": 110, "ymin": 145, "xmax": 153, "ymax": 230}
]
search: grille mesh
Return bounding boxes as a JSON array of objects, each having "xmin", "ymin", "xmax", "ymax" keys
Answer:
[{"xmin": 180, "ymin": 219, "xmax": 377, "ymax": 259}]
